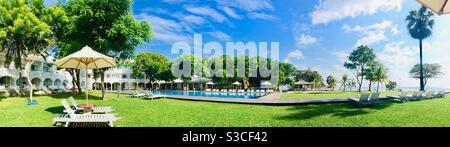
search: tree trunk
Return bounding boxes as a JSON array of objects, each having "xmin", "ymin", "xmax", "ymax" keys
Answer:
[
  {"xmin": 419, "ymin": 39, "xmax": 425, "ymax": 91},
  {"xmin": 25, "ymin": 59, "xmax": 36, "ymax": 101},
  {"xmin": 368, "ymin": 81, "xmax": 372, "ymax": 91},
  {"xmin": 75, "ymin": 69, "xmax": 82, "ymax": 94},
  {"xmin": 359, "ymin": 66, "xmax": 364, "ymax": 92},
  {"xmin": 101, "ymin": 69, "xmax": 106, "ymax": 100},
  {"xmin": 343, "ymin": 83, "xmax": 346, "ymax": 91},
  {"xmin": 376, "ymin": 80, "xmax": 380, "ymax": 92},
  {"xmin": 68, "ymin": 69, "xmax": 77, "ymax": 92}
]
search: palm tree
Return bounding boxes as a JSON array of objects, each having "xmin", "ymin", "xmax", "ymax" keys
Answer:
[
  {"xmin": 374, "ymin": 65, "xmax": 389, "ymax": 92},
  {"xmin": 313, "ymin": 75, "xmax": 323, "ymax": 90},
  {"xmin": 406, "ymin": 6, "xmax": 435, "ymax": 91},
  {"xmin": 340, "ymin": 74, "xmax": 349, "ymax": 91}
]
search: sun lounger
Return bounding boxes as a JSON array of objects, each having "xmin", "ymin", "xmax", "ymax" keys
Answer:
[
  {"xmin": 54, "ymin": 100, "xmax": 119, "ymax": 127},
  {"xmin": 205, "ymin": 89, "xmax": 211, "ymax": 92},
  {"xmin": 410, "ymin": 91, "xmax": 424, "ymax": 101},
  {"xmin": 369, "ymin": 92, "xmax": 380, "ymax": 104},
  {"xmin": 143, "ymin": 92, "xmax": 167, "ymax": 100},
  {"xmin": 68, "ymin": 97, "xmax": 113, "ymax": 114},
  {"xmin": 435, "ymin": 91, "xmax": 446, "ymax": 98},
  {"xmin": 349, "ymin": 93, "xmax": 371, "ymax": 107},
  {"xmin": 423, "ymin": 91, "xmax": 435, "ymax": 99},
  {"xmin": 395, "ymin": 92, "xmax": 410, "ymax": 102}
]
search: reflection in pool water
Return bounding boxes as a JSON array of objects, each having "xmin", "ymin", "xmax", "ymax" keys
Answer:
[{"xmin": 152, "ymin": 90, "xmax": 266, "ymax": 99}]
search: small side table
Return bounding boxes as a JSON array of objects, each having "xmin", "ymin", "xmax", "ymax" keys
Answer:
[{"xmin": 77, "ymin": 104, "xmax": 96, "ymax": 114}]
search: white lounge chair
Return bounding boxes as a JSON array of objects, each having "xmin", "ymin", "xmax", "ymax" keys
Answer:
[
  {"xmin": 392, "ymin": 92, "xmax": 410, "ymax": 103},
  {"xmin": 54, "ymin": 100, "xmax": 119, "ymax": 127},
  {"xmin": 349, "ymin": 93, "xmax": 371, "ymax": 107},
  {"xmin": 369, "ymin": 92, "xmax": 380, "ymax": 104},
  {"xmin": 130, "ymin": 91, "xmax": 146, "ymax": 98},
  {"xmin": 423, "ymin": 91, "xmax": 435, "ymax": 99},
  {"xmin": 143, "ymin": 92, "xmax": 167, "ymax": 100},
  {"xmin": 410, "ymin": 91, "xmax": 423, "ymax": 101},
  {"xmin": 68, "ymin": 97, "xmax": 113, "ymax": 114},
  {"xmin": 435, "ymin": 91, "xmax": 446, "ymax": 98}
]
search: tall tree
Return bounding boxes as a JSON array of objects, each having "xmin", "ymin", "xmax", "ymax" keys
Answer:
[
  {"xmin": 340, "ymin": 74, "xmax": 349, "ymax": 91},
  {"xmin": 385, "ymin": 81, "xmax": 397, "ymax": 91},
  {"xmin": 409, "ymin": 63, "xmax": 442, "ymax": 88},
  {"xmin": 326, "ymin": 75, "xmax": 336, "ymax": 91},
  {"xmin": 374, "ymin": 64, "xmax": 388, "ymax": 92},
  {"xmin": 364, "ymin": 60, "xmax": 381, "ymax": 91},
  {"xmin": 132, "ymin": 52, "xmax": 171, "ymax": 89},
  {"xmin": 344, "ymin": 45, "xmax": 376, "ymax": 92},
  {"xmin": 406, "ymin": 6, "xmax": 434, "ymax": 91},
  {"xmin": 58, "ymin": 0, "xmax": 152, "ymax": 99},
  {"xmin": 0, "ymin": 0, "xmax": 65, "ymax": 100}
]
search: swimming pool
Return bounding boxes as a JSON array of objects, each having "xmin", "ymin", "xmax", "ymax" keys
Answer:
[{"xmin": 152, "ymin": 90, "xmax": 266, "ymax": 99}]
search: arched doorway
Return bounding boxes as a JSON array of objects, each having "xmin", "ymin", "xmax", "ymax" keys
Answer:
[
  {"xmin": 54, "ymin": 79, "xmax": 62, "ymax": 89},
  {"xmin": 16, "ymin": 77, "xmax": 28, "ymax": 88},
  {"xmin": 63, "ymin": 80, "xmax": 69, "ymax": 88},
  {"xmin": 138, "ymin": 82, "xmax": 145, "ymax": 90},
  {"xmin": 31, "ymin": 78, "xmax": 42, "ymax": 89},
  {"xmin": 0, "ymin": 76, "xmax": 15, "ymax": 88},
  {"xmin": 43, "ymin": 78, "xmax": 52, "ymax": 88}
]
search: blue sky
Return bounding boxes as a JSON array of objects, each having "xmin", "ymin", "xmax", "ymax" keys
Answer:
[{"xmin": 45, "ymin": 0, "xmax": 450, "ymax": 89}]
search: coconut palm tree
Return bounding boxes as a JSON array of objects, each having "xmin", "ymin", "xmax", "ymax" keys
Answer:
[
  {"xmin": 374, "ymin": 65, "xmax": 389, "ymax": 92},
  {"xmin": 340, "ymin": 74, "xmax": 349, "ymax": 91},
  {"xmin": 406, "ymin": 6, "xmax": 435, "ymax": 91}
]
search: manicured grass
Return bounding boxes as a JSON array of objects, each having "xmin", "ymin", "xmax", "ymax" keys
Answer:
[
  {"xmin": 1, "ymin": 91, "xmax": 450, "ymax": 127},
  {"xmin": 281, "ymin": 91, "xmax": 403, "ymax": 100}
]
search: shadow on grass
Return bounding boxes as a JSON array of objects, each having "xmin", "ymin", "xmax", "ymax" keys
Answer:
[
  {"xmin": 48, "ymin": 92, "xmax": 104, "ymax": 101},
  {"xmin": 0, "ymin": 96, "xmax": 6, "ymax": 102},
  {"xmin": 275, "ymin": 100, "xmax": 396, "ymax": 121},
  {"xmin": 45, "ymin": 106, "xmax": 65, "ymax": 114}
]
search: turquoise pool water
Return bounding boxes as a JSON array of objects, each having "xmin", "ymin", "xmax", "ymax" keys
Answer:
[{"xmin": 152, "ymin": 90, "xmax": 266, "ymax": 99}]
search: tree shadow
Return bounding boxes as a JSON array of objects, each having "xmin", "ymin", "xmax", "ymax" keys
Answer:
[
  {"xmin": 45, "ymin": 106, "xmax": 65, "ymax": 114},
  {"xmin": 48, "ymin": 92, "xmax": 103, "ymax": 101},
  {"xmin": 275, "ymin": 100, "xmax": 396, "ymax": 121},
  {"xmin": 0, "ymin": 96, "xmax": 6, "ymax": 102}
]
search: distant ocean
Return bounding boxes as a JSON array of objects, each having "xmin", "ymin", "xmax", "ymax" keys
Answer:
[{"xmin": 337, "ymin": 86, "xmax": 450, "ymax": 91}]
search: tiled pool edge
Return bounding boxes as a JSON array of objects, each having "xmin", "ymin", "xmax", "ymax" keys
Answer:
[{"xmin": 162, "ymin": 93, "xmax": 394, "ymax": 105}]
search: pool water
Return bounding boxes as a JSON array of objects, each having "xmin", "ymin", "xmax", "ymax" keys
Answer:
[{"xmin": 152, "ymin": 90, "xmax": 266, "ymax": 99}]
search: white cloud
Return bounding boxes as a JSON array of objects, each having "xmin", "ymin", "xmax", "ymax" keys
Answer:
[
  {"xmin": 180, "ymin": 14, "xmax": 206, "ymax": 25},
  {"xmin": 343, "ymin": 20, "xmax": 399, "ymax": 47},
  {"xmin": 222, "ymin": 7, "xmax": 242, "ymax": 19},
  {"xmin": 215, "ymin": 0, "xmax": 274, "ymax": 12},
  {"xmin": 135, "ymin": 13, "xmax": 192, "ymax": 43},
  {"xmin": 378, "ymin": 41, "xmax": 417, "ymax": 87},
  {"xmin": 207, "ymin": 31, "xmax": 232, "ymax": 41},
  {"xmin": 332, "ymin": 51, "xmax": 349, "ymax": 63},
  {"xmin": 184, "ymin": 6, "xmax": 227, "ymax": 23},
  {"xmin": 311, "ymin": 0, "xmax": 403, "ymax": 25},
  {"xmin": 284, "ymin": 49, "xmax": 305, "ymax": 64},
  {"xmin": 247, "ymin": 12, "xmax": 277, "ymax": 20},
  {"xmin": 296, "ymin": 34, "xmax": 318, "ymax": 46}
]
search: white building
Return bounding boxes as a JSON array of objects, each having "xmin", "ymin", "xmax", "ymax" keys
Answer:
[
  {"xmin": 0, "ymin": 54, "xmax": 73, "ymax": 96},
  {"xmin": 88, "ymin": 66, "xmax": 150, "ymax": 92}
]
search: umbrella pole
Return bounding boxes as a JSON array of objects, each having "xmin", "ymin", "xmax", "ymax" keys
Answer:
[{"xmin": 85, "ymin": 66, "xmax": 88, "ymax": 104}]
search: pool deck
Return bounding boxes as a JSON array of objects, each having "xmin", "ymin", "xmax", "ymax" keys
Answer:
[
  {"xmin": 162, "ymin": 93, "xmax": 393, "ymax": 105},
  {"xmin": 108, "ymin": 91, "xmax": 394, "ymax": 105}
]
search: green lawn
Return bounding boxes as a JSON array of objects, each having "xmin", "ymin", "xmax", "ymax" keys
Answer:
[
  {"xmin": 281, "ymin": 91, "xmax": 403, "ymax": 100},
  {"xmin": 1, "ymin": 91, "xmax": 450, "ymax": 127}
]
